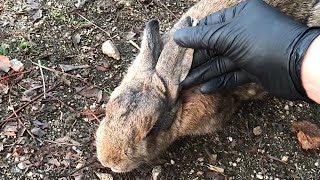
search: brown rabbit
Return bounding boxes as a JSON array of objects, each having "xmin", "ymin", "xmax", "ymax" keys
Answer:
[{"xmin": 95, "ymin": 0, "xmax": 320, "ymax": 173}]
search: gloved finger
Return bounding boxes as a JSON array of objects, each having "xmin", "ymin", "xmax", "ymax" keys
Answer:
[
  {"xmin": 198, "ymin": 1, "xmax": 248, "ymax": 26},
  {"xmin": 199, "ymin": 70, "xmax": 251, "ymax": 94},
  {"xmin": 191, "ymin": 49, "xmax": 212, "ymax": 69},
  {"xmin": 182, "ymin": 56, "xmax": 237, "ymax": 89},
  {"xmin": 173, "ymin": 22, "xmax": 230, "ymax": 50}
]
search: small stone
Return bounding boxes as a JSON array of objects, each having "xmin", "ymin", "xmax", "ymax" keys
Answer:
[
  {"xmin": 315, "ymin": 161, "xmax": 319, "ymax": 167},
  {"xmin": 27, "ymin": 172, "xmax": 33, "ymax": 177},
  {"xmin": 170, "ymin": 160, "xmax": 175, "ymax": 165},
  {"xmin": 197, "ymin": 157, "xmax": 204, "ymax": 162},
  {"xmin": 253, "ymin": 126, "xmax": 263, "ymax": 136},
  {"xmin": 281, "ymin": 156, "xmax": 289, "ymax": 162},
  {"xmin": 102, "ymin": 40, "xmax": 121, "ymax": 60},
  {"xmin": 196, "ymin": 171, "xmax": 204, "ymax": 176},
  {"xmin": 275, "ymin": 178, "xmax": 280, "ymax": 180},
  {"xmin": 189, "ymin": 169, "xmax": 195, "ymax": 174},
  {"xmin": 10, "ymin": 59, "xmax": 24, "ymax": 72},
  {"xmin": 152, "ymin": 166, "xmax": 162, "ymax": 180},
  {"xmin": 284, "ymin": 105, "xmax": 289, "ymax": 111},
  {"xmin": 232, "ymin": 163, "xmax": 237, "ymax": 167},
  {"xmin": 236, "ymin": 158, "xmax": 241, "ymax": 162},
  {"xmin": 228, "ymin": 137, "xmax": 233, "ymax": 141},
  {"xmin": 256, "ymin": 174, "xmax": 263, "ymax": 179}
]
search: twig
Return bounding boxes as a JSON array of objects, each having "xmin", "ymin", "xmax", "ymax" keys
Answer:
[
  {"xmin": 155, "ymin": 0, "xmax": 178, "ymax": 19},
  {"xmin": 1, "ymin": 83, "xmax": 60, "ymax": 126},
  {"xmin": 0, "ymin": 69, "xmax": 34, "ymax": 81},
  {"xmin": 128, "ymin": 40, "xmax": 140, "ymax": 50},
  {"xmin": 43, "ymin": 95, "xmax": 76, "ymax": 112},
  {"xmin": 8, "ymin": 90, "xmax": 42, "ymax": 143},
  {"xmin": 37, "ymin": 60, "xmax": 46, "ymax": 99},
  {"xmin": 43, "ymin": 140, "xmax": 79, "ymax": 146},
  {"xmin": 265, "ymin": 155, "xmax": 288, "ymax": 164},
  {"xmin": 31, "ymin": 62, "xmax": 93, "ymax": 86},
  {"xmin": 82, "ymin": 109, "xmax": 101, "ymax": 122},
  {"xmin": 75, "ymin": 12, "xmax": 111, "ymax": 37},
  {"xmin": 66, "ymin": 159, "xmax": 99, "ymax": 177}
]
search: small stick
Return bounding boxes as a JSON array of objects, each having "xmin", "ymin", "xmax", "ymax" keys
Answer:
[
  {"xmin": 31, "ymin": 62, "xmax": 93, "ymax": 86},
  {"xmin": 8, "ymin": 91, "xmax": 41, "ymax": 143},
  {"xmin": 156, "ymin": 0, "xmax": 178, "ymax": 19},
  {"xmin": 265, "ymin": 155, "xmax": 288, "ymax": 164},
  {"xmin": 1, "ymin": 83, "xmax": 60, "ymax": 126},
  {"xmin": 0, "ymin": 69, "xmax": 34, "ymax": 81},
  {"xmin": 37, "ymin": 60, "xmax": 46, "ymax": 99},
  {"xmin": 43, "ymin": 139, "xmax": 79, "ymax": 146},
  {"xmin": 75, "ymin": 12, "xmax": 111, "ymax": 37},
  {"xmin": 82, "ymin": 109, "xmax": 101, "ymax": 122},
  {"xmin": 128, "ymin": 40, "xmax": 140, "ymax": 50},
  {"xmin": 66, "ymin": 159, "xmax": 99, "ymax": 177}
]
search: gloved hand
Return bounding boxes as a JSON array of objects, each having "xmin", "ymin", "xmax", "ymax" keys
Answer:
[{"xmin": 173, "ymin": 0, "xmax": 320, "ymax": 101}]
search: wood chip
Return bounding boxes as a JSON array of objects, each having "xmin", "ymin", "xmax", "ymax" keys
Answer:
[{"xmin": 290, "ymin": 121, "xmax": 320, "ymax": 150}]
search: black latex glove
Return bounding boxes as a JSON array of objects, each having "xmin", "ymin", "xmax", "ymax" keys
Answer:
[{"xmin": 173, "ymin": 0, "xmax": 320, "ymax": 101}]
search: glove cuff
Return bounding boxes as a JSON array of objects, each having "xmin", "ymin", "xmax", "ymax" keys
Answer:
[{"xmin": 290, "ymin": 27, "xmax": 320, "ymax": 103}]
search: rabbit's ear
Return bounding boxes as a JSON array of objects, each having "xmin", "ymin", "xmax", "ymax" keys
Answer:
[
  {"xmin": 155, "ymin": 16, "xmax": 194, "ymax": 103},
  {"xmin": 136, "ymin": 19, "xmax": 162, "ymax": 73}
]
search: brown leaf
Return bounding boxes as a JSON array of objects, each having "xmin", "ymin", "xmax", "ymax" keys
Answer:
[
  {"xmin": 75, "ymin": 86, "xmax": 102, "ymax": 103},
  {"xmin": 290, "ymin": 121, "xmax": 320, "ymax": 150},
  {"xmin": 0, "ymin": 55, "xmax": 11, "ymax": 73}
]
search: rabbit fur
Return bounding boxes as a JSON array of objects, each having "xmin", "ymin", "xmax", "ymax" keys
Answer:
[{"xmin": 95, "ymin": 0, "xmax": 320, "ymax": 173}]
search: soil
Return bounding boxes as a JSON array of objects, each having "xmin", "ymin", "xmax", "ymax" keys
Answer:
[{"xmin": 1, "ymin": 0, "xmax": 320, "ymax": 179}]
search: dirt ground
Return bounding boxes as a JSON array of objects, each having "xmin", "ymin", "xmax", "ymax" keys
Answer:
[{"xmin": 1, "ymin": 0, "xmax": 320, "ymax": 179}]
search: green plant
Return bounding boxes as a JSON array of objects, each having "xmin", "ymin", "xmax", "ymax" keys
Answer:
[
  {"xmin": 103, "ymin": 87, "xmax": 113, "ymax": 96},
  {"xmin": 18, "ymin": 39, "xmax": 30, "ymax": 50},
  {"xmin": 0, "ymin": 44, "xmax": 9, "ymax": 55}
]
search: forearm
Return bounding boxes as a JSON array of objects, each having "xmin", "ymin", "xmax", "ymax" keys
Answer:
[{"xmin": 301, "ymin": 35, "xmax": 320, "ymax": 104}]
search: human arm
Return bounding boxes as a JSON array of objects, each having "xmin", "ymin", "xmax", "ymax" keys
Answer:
[{"xmin": 173, "ymin": 0, "xmax": 320, "ymax": 103}]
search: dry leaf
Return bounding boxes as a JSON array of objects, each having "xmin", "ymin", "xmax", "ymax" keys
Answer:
[
  {"xmin": 290, "ymin": 121, "xmax": 320, "ymax": 150},
  {"xmin": 207, "ymin": 164, "xmax": 224, "ymax": 174},
  {"xmin": 59, "ymin": 64, "xmax": 89, "ymax": 72},
  {"xmin": 48, "ymin": 158, "xmax": 61, "ymax": 167},
  {"xmin": 0, "ymin": 55, "xmax": 11, "ymax": 72},
  {"xmin": 32, "ymin": 9, "xmax": 42, "ymax": 21},
  {"xmin": 75, "ymin": 86, "xmax": 102, "ymax": 103},
  {"xmin": 31, "ymin": 127, "xmax": 46, "ymax": 137}
]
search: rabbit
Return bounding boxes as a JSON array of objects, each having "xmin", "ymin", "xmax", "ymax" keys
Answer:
[{"xmin": 95, "ymin": 0, "xmax": 320, "ymax": 173}]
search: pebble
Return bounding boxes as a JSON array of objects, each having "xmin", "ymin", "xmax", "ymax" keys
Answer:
[
  {"xmin": 253, "ymin": 126, "xmax": 263, "ymax": 136},
  {"xmin": 281, "ymin": 156, "xmax": 289, "ymax": 162},
  {"xmin": 170, "ymin": 159, "xmax": 175, "ymax": 165},
  {"xmin": 102, "ymin": 40, "xmax": 121, "ymax": 60},
  {"xmin": 284, "ymin": 105, "xmax": 289, "ymax": 111},
  {"xmin": 197, "ymin": 157, "xmax": 204, "ymax": 162},
  {"xmin": 232, "ymin": 163, "xmax": 237, "ymax": 167},
  {"xmin": 10, "ymin": 59, "xmax": 24, "ymax": 72},
  {"xmin": 196, "ymin": 171, "xmax": 204, "ymax": 176},
  {"xmin": 256, "ymin": 174, "xmax": 263, "ymax": 179},
  {"xmin": 152, "ymin": 166, "xmax": 162, "ymax": 180},
  {"xmin": 315, "ymin": 161, "xmax": 319, "ymax": 167}
]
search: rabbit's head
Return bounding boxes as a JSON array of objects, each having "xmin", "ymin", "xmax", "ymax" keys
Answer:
[{"xmin": 95, "ymin": 17, "xmax": 195, "ymax": 172}]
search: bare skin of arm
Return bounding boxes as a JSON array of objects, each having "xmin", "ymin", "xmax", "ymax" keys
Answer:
[{"xmin": 301, "ymin": 35, "xmax": 320, "ymax": 104}]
